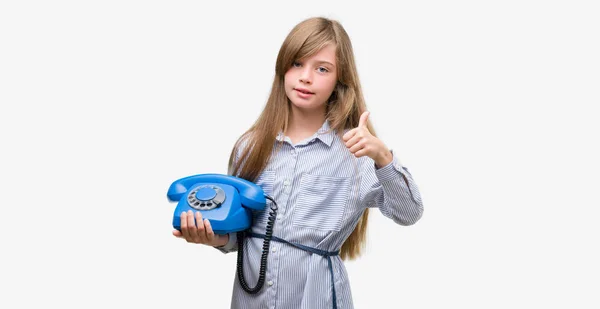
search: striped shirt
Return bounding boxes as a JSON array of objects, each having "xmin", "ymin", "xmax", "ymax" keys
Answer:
[{"xmin": 216, "ymin": 119, "xmax": 424, "ymax": 309}]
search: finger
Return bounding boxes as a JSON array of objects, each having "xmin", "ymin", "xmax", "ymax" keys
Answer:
[
  {"xmin": 187, "ymin": 210, "xmax": 199, "ymax": 242},
  {"xmin": 173, "ymin": 230, "xmax": 183, "ymax": 238},
  {"xmin": 353, "ymin": 147, "xmax": 369, "ymax": 158},
  {"xmin": 204, "ymin": 219, "xmax": 215, "ymax": 243},
  {"xmin": 358, "ymin": 111, "xmax": 370, "ymax": 128},
  {"xmin": 342, "ymin": 128, "xmax": 356, "ymax": 142},
  {"xmin": 344, "ymin": 133, "xmax": 362, "ymax": 149},
  {"xmin": 349, "ymin": 141, "xmax": 365, "ymax": 154},
  {"xmin": 180, "ymin": 211, "xmax": 190, "ymax": 240},
  {"xmin": 196, "ymin": 212, "xmax": 207, "ymax": 243}
]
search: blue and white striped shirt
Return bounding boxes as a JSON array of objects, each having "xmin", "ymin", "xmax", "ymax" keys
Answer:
[{"xmin": 217, "ymin": 119, "xmax": 423, "ymax": 309}]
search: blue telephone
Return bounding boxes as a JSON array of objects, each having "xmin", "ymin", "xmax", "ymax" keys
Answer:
[
  {"xmin": 167, "ymin": 173, "xmax": 279, "ymax": 294},
  {"xmin": 167, "ymin": 173, "xmax": 267, "ymax": 234}
]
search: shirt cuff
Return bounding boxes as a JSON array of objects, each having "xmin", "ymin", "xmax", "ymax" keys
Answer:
[
  {"xmin": 374, "ymin": 149, "xmax": 406, "ymax": 182},
  {"xmin": 214, "ymin": 233, "xmax": 237, "ymax": 254}
]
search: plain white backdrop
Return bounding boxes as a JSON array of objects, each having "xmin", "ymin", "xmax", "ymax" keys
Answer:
[{"xmin": 1, "ymin": 1, "xmax": 598, "ymax": 308}]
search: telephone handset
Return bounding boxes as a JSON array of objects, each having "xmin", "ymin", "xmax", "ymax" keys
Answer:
[{"xmin": 166, "ymin": 173, "xmax": 278, "ymax": 294}]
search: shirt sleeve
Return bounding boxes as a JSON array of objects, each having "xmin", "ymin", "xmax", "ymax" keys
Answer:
[{"xmin": 359, "ymin": 149, "xmax": 424, "ymax": 225}]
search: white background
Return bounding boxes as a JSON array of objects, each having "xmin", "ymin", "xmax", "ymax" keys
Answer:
[{"xmin": 1, "ymin": 1, "xmax": 598, "ymax": 308}]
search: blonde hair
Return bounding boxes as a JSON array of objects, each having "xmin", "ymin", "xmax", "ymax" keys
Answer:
[{"xmin": 228, "ymin": 16, "xmax": 378, "ymax": 260}]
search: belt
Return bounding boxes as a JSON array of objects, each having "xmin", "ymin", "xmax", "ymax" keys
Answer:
[{"xmin": 248, "ymin": 232, "xmax": 340, "ymax": 309}]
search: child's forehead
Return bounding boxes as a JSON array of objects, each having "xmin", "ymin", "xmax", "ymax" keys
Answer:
[{"xmin": 298, "ymin": 43, "xmax": 337, "ymax": 64}]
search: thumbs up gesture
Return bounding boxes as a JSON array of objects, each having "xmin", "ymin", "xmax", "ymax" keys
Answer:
[{"xmin": 342, "ymin": 111, "xmax": 393, "ymax": 168}]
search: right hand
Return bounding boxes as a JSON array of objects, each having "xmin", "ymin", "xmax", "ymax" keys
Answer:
[{"xmin": 173, "ymin": 210, "xmax": 229, "ymax": 247}]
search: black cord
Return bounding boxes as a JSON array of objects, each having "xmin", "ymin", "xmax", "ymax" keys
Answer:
[{"xmin": 236, "ymin": 195, "xmax": 278, "ymax": 294}]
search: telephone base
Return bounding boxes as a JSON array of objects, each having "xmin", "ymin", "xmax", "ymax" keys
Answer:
[{"xmin": 171, "ymin": 182, "xmax": 254, "ymax": 234}]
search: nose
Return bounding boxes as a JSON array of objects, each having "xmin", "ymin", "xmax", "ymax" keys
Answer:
[{"xmin": 299, "ymin": 67, "xmax": 312, "ymax": 84}]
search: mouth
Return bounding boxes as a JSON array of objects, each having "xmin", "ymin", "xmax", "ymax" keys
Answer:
[{"xmin": 294, "ymin": 88, "xmax": 314, "ymax": 95}]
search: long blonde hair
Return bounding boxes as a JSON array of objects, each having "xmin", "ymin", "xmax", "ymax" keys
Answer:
[{"xmin": 228, "ymin": 16, "xmax": 378, "ymax": 260}]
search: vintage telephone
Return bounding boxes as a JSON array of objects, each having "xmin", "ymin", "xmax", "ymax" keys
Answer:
[{"xmin": 167, "ymin": 173, "xmax": 278, "ymax": 294}]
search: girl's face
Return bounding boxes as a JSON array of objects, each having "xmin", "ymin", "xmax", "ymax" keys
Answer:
[{"xmin": 284, "ymin": 44, "xmax": 338, "ymax": 113}]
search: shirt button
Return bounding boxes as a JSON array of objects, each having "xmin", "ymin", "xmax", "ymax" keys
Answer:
[
  {"xmin": 284, "ymin": 179, "xmax": 291, "ymax": 186},
  {"xmin": 272, "ymin": 247, "xmax": 277, "ymax": 253},
  {"xmin": 290, "ymin": 149, "xmax": 296, "ymax": 155},
  {"xmin": 267, "ymin": 280, "xmax": 274, "ymax": 286}
]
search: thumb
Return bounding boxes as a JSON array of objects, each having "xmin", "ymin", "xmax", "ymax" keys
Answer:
[{"xmin": 358, "ymin": 111, "xmax": 370, "ymax": 128}]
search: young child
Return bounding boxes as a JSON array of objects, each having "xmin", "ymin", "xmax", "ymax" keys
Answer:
[{"xmin": 173, "ymin": 16, "xmax": 424, "ymax": 309}]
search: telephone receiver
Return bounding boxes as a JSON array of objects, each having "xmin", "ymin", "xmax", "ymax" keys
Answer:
[{"xmin": 167, "ymin": 173, "xmax": 267, "ymax": 234}]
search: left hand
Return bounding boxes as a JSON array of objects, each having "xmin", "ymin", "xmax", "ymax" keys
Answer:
[{"xmin": 343, "ymin": 111, "xmax": 393, "ymax": 167}]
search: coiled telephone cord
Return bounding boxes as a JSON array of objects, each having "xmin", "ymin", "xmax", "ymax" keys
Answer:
[{"xmin": 236, "ymin": 195, "xmax": 278, "ymax": 294}]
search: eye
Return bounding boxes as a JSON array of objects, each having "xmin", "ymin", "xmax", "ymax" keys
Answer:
[
  {"xmin": 292, "ymin": 61, "xmax": 302, "ymax": 68},
  {"xmin": 318, "ymin": 67, "xmax": 329, "ymax": 73}
]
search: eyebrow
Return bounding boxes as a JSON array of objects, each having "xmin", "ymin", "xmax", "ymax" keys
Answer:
[{"xmin": 315, "ymin": 60, "xmax": 336, "ymax": 68}]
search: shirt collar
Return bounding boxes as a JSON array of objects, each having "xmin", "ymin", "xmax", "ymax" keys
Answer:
[{"xmin": 276, "ymin": 119, "xmax": 335, "ymax": 147}]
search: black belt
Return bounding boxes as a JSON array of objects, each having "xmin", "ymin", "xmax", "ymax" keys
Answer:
[{"xmin": 248, "ymin": 232, "xmax": 340, "ymax": 309}]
